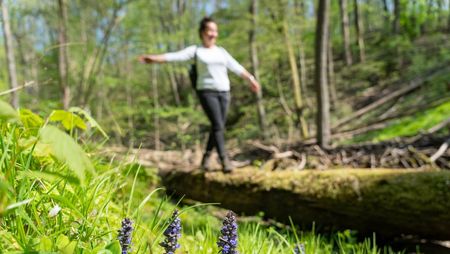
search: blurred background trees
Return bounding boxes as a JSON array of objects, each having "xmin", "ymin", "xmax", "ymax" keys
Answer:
[{"xmin": 0, "ymin": 0, "xmax": 448, "ymax": 149}]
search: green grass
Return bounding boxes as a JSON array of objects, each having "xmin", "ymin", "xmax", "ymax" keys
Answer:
[{"xmin": 0, "ymin": 106, "xmax": 410, "ymax": 253}]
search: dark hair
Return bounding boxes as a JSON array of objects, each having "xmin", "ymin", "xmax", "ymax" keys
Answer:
[{"xmin": 198, "ymin": 16, "xmax": 216, "ymax": 38}]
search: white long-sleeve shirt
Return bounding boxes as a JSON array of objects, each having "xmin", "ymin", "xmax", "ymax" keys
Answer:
[{"xmin": 163, "ymin": 45, "xmax": 246, "ymax": 91}]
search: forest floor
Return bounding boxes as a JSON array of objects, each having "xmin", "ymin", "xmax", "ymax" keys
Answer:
[{"xmin": 103, "ymin": 130, "xmax": 449, "ymax": 173}]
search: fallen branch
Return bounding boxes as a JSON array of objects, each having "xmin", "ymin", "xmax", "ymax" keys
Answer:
[
  {"xmin": 0, "ymin": 80, "xmax": 35, "ymax": 96},
  {"xmin": 427, "ymin": 117, "xmax": 450, "ymax": 134},
  {"xmin": 430, "ymin": 138, "xmax": 450, "ymax": 162},
  {"xmin": 333, "ymin": 67, "xmax": 450, "ymax": 130}
]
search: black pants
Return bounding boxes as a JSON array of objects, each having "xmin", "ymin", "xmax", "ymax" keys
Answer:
[{"xmin": 197, "ymin": 90, "xmax": 230, "ymax": 161}]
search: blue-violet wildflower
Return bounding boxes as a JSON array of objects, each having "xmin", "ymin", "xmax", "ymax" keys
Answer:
[
  {"xmin": 217, "ymin": 211, "xmax": 239, "ymax": 254},
  {"xmin": 117, "ymin": 218, "xmax": 133, "ymax": 254},
  {"xmin": 160, "ymin": 209, "xmax": 182, "ymax": 254},
  {"xmin": 294, "ymin": 243, "xmax": 305, "ymax": 254}
]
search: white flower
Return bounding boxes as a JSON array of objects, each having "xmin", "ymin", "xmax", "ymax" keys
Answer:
[{"xmin": 48, "ymin": 204, "xmax": 61, "ymax": 217}]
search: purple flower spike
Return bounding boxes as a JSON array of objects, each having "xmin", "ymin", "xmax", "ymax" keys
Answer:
[
  {"xmin": 160, "ymin": 210, "xmax": 182, "ymax": 254},
  {"xmin": 294, "ymin": 243, "xmax": 305, "ymax": 254},
  {"xmin": 217, "ymin": 211, "xmax": 239, "ymax": 254},
  {"xmin": 118, "ymin": 218, "xmax": 133, "ymax": 254}
]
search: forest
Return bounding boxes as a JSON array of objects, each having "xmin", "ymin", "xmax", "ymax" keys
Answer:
[{"xmin": 0, "ymin": 0, "xmax": 449, "ymax": 253}]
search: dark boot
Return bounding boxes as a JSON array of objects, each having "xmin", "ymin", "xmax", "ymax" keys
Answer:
[
  {"xmin": 201, "ymin": 152, "xmax": 213, "ymax": 171},
  {"xmin": 221, "ymin": 156, "xmax": 234, "ymax": 173}
]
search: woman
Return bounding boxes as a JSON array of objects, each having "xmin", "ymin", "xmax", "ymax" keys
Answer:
[{"xmin": 138, "ymin": 17, "xmax": 260, "ymax": 173}]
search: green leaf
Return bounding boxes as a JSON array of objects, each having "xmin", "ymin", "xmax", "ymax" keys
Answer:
[
  {"xmin": 18, "ymin": 170, "xmax": 80, "ymax": 185},
  {"xmin": 38, "ymin": 236, "xmax": 53, "ymax": 251},
  {"xmin": 69, "ymin": 107, "xmax": 109, "ymax": 138},
  {"xmin": 105, "ymin": 240, "xmax": 121, "ymax": 254},
  {"xmin": 97, "ymin": 250, "xmax": 113, "ymax": 254},
  {"xmin": 0, "ymin": 179, "xmax": 11, "ymax": 216},
  {"xmin": 39, "ymin": 125, "xmax": 94, "ymax": 184},
  {"xmin": 61, "ymin": 241, "xmax": 77, "ymax": 254},
  {"xmin": 56, "ymin": 234, "xmax": 76, "ymax": 254},
  {"xmin": 49, "ymin": 110, "xmax": 87, "ymax": 131},
  {"xmin": 19, "ymin": 109, "xmax": 44, "ymax": 129},
  {"xmin": 0, "ymin": 100, "xmax": 19, "ymax": 122},
  {"xmin": 56, "ymin": 234, "xmax": 70, "ymax": 250}
]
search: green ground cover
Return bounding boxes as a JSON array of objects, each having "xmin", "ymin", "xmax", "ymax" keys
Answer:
[{"xmin": 0, "ymin": 102, "xmax": 409, "ymax": 253}]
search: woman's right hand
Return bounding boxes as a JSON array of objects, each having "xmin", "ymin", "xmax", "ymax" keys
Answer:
[{"xmin": 138, "ymin": 54, "xmax": 160, "ymax": 64}]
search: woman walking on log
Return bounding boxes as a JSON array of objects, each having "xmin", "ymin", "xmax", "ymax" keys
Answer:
[{"xmin": 138, "ymin": 17, "xmax": 260, "ymax": 173}]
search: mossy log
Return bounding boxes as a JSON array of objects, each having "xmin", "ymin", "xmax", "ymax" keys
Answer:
[{"xmin": 162, "ymin": 168, "xmax": 450, "ymax": 239}]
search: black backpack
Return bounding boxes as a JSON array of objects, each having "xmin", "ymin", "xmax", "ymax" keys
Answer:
[{"xmin": 188, "ymin": 46, "xmax": 198, "ymax": 89}]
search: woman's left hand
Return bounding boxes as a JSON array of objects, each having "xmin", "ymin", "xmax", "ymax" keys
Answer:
[{"xmin": 249, "ymin": 80, "xmax": 260, "ymax": 93}]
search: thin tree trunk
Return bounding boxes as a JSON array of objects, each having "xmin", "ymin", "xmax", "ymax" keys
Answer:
[
  {"xmin": 339, "ymin": 0, "xmax": 353, "ymax": 66},
  {"xmin": 364, "ymin": 0, "xmax": 373, "ymax": 32},
  {"xmin": 276, "ymin": 61, "xmax": 295, "ymax": 141},
  {"xmin": 272, "ymin": 0, "xmax": 308, "ymax": 138},
  {"xmin": 80, "ymin": 3, "xmax": 124, "ymax": 106},
  {"xmin": 382, "ymin": 0, "xmax": 390, "ymax": 27},
  {"xmin": 298, "ymin": 45, "xmax": 308, "ymax": 104},
  {"xmin": 1, "ymin": 0, "xmax": 19, "ymax": 108},
  {"xmin": 353, "ymin": 0, "xmax": 366, "ymax": 63},
  {"xmin": 58, "ymin": 0, "xmax": 70, "ymax": 109},
  {"xmin": 393, "ymin": 0, "xmax": 401, "ymax": 34},
  {"xmin": 315, "ymin": 0, "xmax": 331, "ymax": 148},
  {"xmin": 249, "ymin": 0, "xmax": 269, "ymax": 140},
  {"xmin": 152, "ymin": 65, "xmax": 160, "ymax": 151},
  {"xmin": 166, "ymin": 67, "xmax": 181, "ymax": 106},
  {"xmin": 328, "ymin": 41, "xmax": 337, "ymax": 107},
  {"xmin": 437, "ymin": 0, "xmax": 445, "ymax": 29},
  {"xmin": 294, "ymin": 0, "xmax": 309, "ymax": 107},
  {"xmin": 447, "ymin": 0, "xmax": 450, "ymax": 32},
  {"xmin": 176, "ymin": 0, "xmax": 186, "ymax": 101},
  {"xmin": 124, "ymin": 42, "xmax": 134, "ymax": 147},
  {"xmin": 412, "ymin": 0, "xmax": 421, "ymax": 37},
  {"xmin": 283, "ymin": 18, "xmax": 309, "ymax": 138}
]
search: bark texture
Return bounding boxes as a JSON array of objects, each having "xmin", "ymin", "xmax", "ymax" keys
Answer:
[{"xmin": 163, "ymin": 168, "xmax": 450, "ymax": 240}]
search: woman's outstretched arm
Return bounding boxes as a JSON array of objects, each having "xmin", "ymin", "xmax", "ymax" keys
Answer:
[
  {"xmin": 139, "ymin": 45, "xmax": 196, "ymax": 64},
  {"xmin": 138, "ymin": 54, "xmax": 166, "ymax": 64}
]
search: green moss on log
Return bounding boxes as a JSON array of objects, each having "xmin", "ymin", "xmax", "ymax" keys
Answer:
[{"xmin": 162, "ymin": 168, "xmax": 450, "ymax": 239}]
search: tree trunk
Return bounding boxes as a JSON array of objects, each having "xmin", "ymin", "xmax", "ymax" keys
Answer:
[
  {"xmin": 1, "ymin": 0, "xmax": 19, "ymax": 108},
  {"xmin": 382, "ymin": 0, "xmax": 390, "ymax": 27},
  {"xmin": 80, "ymin": 3, "xmax": 124, "ymax": 106},
  {"xmin": 437, "ymin": 0, "xmax": 445, "ymax": 30},
  {"xmin": 339, "ymin": 0, "xmax": 353, "ymax": 66},
  {"xmin": 249, "ymin": 0, "xmax": 269, "ymax": 140},
  {"xmin": 315, "ymin": 0, "xmax": 331, "ymax": 148},
  {"xmin": 353, "ymin": 0, "xmax": 366, "ymax": 63},
  {"xmin": 294, "ymin": 0, "xmax": 310, "ymax": 108},
  {"xmin": 393, "ymin": 0, "xmax": 401, "ymax": 34},
  {"xmin": 58, "ymin": 0, "xmax": 70, "ymax": 109},
  {"xmin": 163, "ymin": 169, "xmax": 450, "ymax": 240},
  {"xmin": 276, "ymin": 60, "xmax": 295, "ymax": 141},
  {"xmin": 448, "ymin": 0, "xmax": 450, "ymax": 31},
  {"xmin": 327, "ymin": 41, "xmax": 337, "ymax": 107},
  {"xmin": 166, "ymin": 66, "xmax": 181, "ymax": 106},
  {"xmin": 283, "ymin": 18, "xmax": 309, "ymax": 138},
  {"xmin": 123, "ymin": 42, "xmax": 134, "ymax": 147},
  {"xmin": 152, "ymin": 65, "xmax": 160, "ymax": 151}
]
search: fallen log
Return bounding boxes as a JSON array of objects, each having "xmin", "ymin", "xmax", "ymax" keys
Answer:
[{"xmin": 163, "ymin": 168, "xmax": 450, "ymax": 240}]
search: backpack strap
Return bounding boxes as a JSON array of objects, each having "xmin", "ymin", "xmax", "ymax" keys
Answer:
[{"xmin": 194, "ymin": 46, "xmax": 198, "ymax": 65}]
